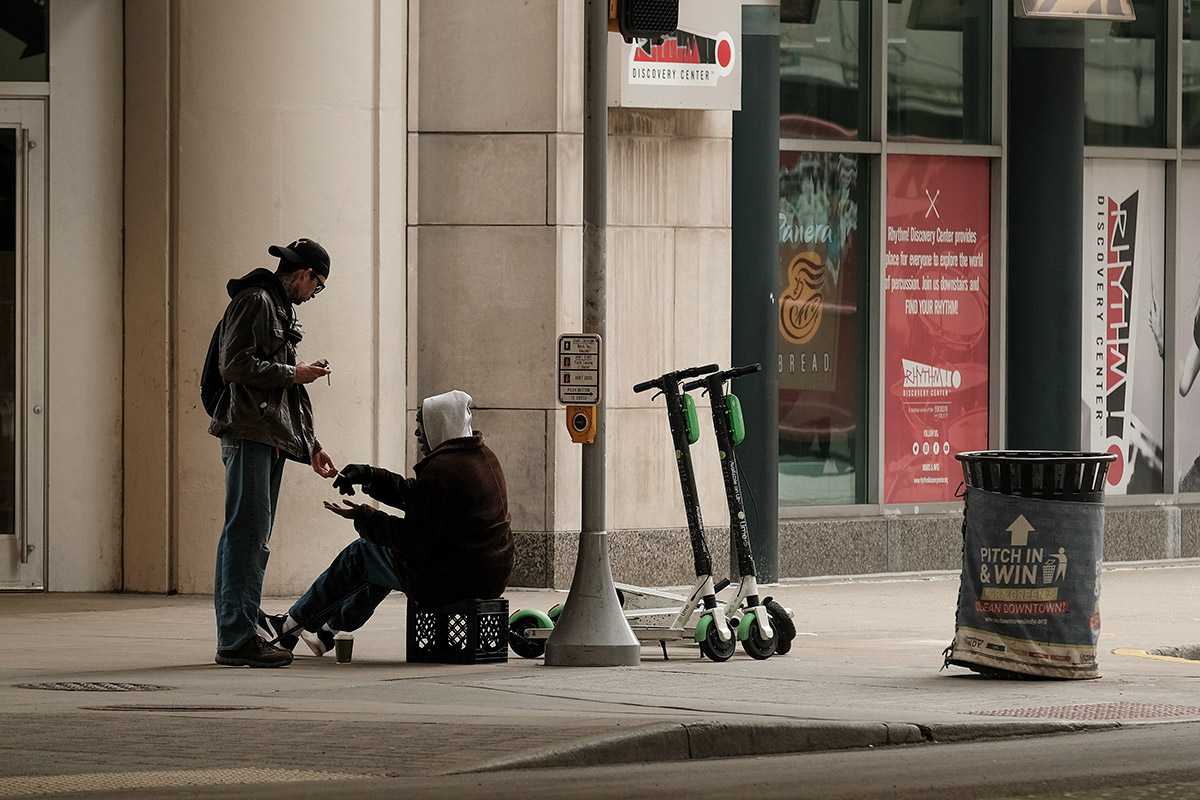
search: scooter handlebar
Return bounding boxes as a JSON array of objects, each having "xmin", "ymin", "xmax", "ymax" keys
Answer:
[
  {"xmin": 680, "ymin": 363, "xmax": 762, "ymax": 393},
  {"xmin": 633, "ymin": 363, "xmax": 720, "ymax": 394},
  {"xmin": 680, "ymin": 362, "xmax": 721, "ymax": 380},
  {"xmin": 727, "ymin": 362, "xmax": 762, "ymax": 379}
]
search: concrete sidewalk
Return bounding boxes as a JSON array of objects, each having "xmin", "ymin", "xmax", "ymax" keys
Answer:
[{"xmin": 2, "ymin": 561, "xmax": 1200, "ymax": 796}]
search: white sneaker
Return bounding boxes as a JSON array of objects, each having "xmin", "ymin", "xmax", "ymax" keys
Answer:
[{"xmin": 300, "ymin": 627, "xmax": 336, "ymax": 657}]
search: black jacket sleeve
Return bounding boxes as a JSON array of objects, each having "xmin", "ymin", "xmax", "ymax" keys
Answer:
[
  {"xmin": 219, "ymin": 289, "xmax": 295, "ymax": 389},
  {"xmin": 364, "ymin": 466, "xmax": 414, "ymax": 511},
  {"xmin": 352, "ymin": 507, "xmax": 417, "ymax": 560},
  {"xmin": 353, "ymin": 463, "xmax": 440, "ymax": 559}
]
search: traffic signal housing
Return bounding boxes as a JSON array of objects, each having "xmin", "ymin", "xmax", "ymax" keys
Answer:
[{"xmin": 609, "ymin": 0, "xmax": 679, "ymax": 43}]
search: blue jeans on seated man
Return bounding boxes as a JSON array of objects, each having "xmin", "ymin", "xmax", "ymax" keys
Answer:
[
  {"xmin": 288, "ymin": 538, "xmax": 405, "ymax": 633},
  {"xmin": 215, "ymin": 437, "xmax": 286, "ymax": 651}
]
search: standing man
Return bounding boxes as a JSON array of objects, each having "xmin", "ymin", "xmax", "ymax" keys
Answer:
[{"xmin": 208, "ymin": 238, "xmax": 337, "ymax": 667}]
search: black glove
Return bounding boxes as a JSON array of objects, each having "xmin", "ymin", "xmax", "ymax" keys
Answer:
[{"xmin": 332, "ymin": 463, "xmax": 372, "ymax": 496}]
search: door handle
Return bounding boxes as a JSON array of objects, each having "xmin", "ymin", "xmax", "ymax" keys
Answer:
[{"xmin": 16, "ymin": 126, "xmax": 28, "ymax": 566}]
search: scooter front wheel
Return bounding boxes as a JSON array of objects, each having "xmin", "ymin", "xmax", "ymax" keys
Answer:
[
  {"xmin": 508, "ymin": 610, "xmax": 552, "ymax": 659},
  {"xmin": 697, "ymin": 616, "xmax": 736, "ymax": 662},
  {"xmin": 739, "ymin": 613, "xmax": 778, "ymax": 660}
]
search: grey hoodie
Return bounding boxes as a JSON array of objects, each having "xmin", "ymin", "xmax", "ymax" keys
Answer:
[{"xmin": 422, "ymin": 390, "xmax": 473, "ymax": 452}]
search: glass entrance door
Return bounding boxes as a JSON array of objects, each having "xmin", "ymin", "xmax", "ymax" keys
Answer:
[{"xmin": 0, "ymin": 99, "xmax": 45, "ymax": 589}]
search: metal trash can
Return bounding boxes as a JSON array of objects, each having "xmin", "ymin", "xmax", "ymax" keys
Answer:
[{"xmin": 945, "ymin": 450, "xmax": 1116, "ymax": 679}]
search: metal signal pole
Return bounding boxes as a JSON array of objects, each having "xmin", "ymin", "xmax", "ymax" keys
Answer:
[{"xmin": 544, "ymin": 0, "xmax": 641, "ymax": 667}]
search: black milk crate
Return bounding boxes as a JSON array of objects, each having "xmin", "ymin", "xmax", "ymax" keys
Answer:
[{"xmin": 406, "ymin": 597, "xmax": 509, "ymax": 664}]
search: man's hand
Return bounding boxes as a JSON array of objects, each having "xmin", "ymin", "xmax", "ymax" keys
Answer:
[
  {"xmin": 324, "ymin": 499, "xmax": 368, "ymax": 520},
  {"xmin": 294, "ymin": 360, "xmax": 331, "ymax": 385},
  {"xmin": 332, "ymin": 463, "xmax": 371, "ymax": 496},
  {"xmin": 311, "ymin": 449, "xmax": 337, "ymax": 478}
]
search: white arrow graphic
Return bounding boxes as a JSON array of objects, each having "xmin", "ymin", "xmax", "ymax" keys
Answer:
[{"xmin": 1007, "ymin": 514, "xmax": 1035, "ymax": 546}]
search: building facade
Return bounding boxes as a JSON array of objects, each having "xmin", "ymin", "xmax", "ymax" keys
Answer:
[{"xmin": 0, "ymin": 0, "xmax": 1196, "ymax": 594}]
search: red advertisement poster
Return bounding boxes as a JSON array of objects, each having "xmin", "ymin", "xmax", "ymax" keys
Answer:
[{"xmin": 884, "ymin": 155, "xmax": 990, "ymax": 504}]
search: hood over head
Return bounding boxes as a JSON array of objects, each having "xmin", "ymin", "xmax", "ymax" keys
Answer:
[
  {"xmin": 421, "ymin": 390, "xmax": 474, "ymax": 452},
  {"xmin": 226, "ymin": 268, "xmax": 288, "ymax": 303}
]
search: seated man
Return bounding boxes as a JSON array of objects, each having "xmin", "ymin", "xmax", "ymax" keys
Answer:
[{"xmin": 260, "ymin": 389, "xmax": 514, "ymax": 656}]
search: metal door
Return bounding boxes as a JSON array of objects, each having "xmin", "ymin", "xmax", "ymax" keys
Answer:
[{"xmin": 0, "ymin": 99, "xmax": 46, "ymax": 589}]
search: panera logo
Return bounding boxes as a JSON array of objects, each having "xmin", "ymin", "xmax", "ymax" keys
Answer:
[{"xmin": 779, "ymin": 251, "xmax": 825, "ymax": 344}]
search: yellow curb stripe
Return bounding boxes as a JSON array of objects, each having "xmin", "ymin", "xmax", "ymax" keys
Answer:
[
  {"xmin": 1113, "ymin": 648, "xmax": 1200, "ymax": 664},
  {"xmin": 0, "ymin": 768, "xmax": 375, "ymax": 798}
]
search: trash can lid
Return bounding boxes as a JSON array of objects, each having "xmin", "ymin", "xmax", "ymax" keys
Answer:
[
  {"xmin": 955, "ymin": 450, "xmax": 1117, "ymax": 501},
  {"xmin": 955, "ymin": 450, "xmax": 1118, "ymax": 465}
]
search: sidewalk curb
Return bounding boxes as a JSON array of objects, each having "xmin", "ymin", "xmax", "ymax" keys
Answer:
[{"xmin": 462, "ymin": 718, "xmax": 1122, "ymax": 774}]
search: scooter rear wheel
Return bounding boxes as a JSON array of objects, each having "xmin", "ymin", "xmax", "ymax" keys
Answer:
[{"xmin": 765, "ymin": 598, "xmax": 796, "ymax": 655}]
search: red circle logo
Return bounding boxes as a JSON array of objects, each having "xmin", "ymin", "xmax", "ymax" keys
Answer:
[
  {"xmin": 1105, "ymin": 442, "xmax": 1124, "ymax": 486},
  {"xmin": 717, "ymin": 39, "xmax": 732, "ymax": 69}
]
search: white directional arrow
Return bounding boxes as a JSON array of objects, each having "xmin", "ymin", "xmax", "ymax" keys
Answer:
[{"xmin": 1007, "ymin": 514, "xmax": 1035, "ymax": 546}]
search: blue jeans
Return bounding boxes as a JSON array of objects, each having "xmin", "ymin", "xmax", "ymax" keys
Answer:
[
  {"xmin": 288, "ymin": 538, "xmax": 405, "ymax": 632},
  {"xmin": 215, "ymin": 437, "xmax": 286, "ymax": 650}
]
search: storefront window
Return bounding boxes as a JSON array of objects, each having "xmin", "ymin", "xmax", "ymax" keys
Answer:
[
  {"xmin": 778, "ymin": 151, "xmax": 868, "ymax": 506},
  {"xmin": 1083, "ymin": 0, "xmax": 1166, "ymax": 147},
  {"xmin": 886, "ymin": 0, "xmax": 991, "ymax": 143},
  {"xmin": 780, "ymin": 0, "xmax": 869, "ymax": 140},
  {"xmin": 1173, "ymin": 163, "xmax": 1200, "ymax": 490},
  {"xmin": 0, "ymin": 1, "xmax": 48, "ymax": 83},
  {"xmin": 1184, "ymin": 4, "xmax": 1200, "ymax": 147},
  {"xmin": 1083, "ymin": 160, "xmax": 1165, "ymax": 494}
]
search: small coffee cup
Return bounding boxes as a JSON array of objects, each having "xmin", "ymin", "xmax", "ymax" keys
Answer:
[{"xmin": 333, "ymin": 632, "xmax": 354, "ymax": 663}]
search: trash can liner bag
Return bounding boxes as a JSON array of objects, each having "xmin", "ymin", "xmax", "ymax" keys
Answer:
[{"xmin": 947, "ymin": 487, "xmax": 1104, "ymax": 679}]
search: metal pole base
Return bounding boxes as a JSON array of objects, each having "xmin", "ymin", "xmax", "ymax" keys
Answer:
[{"xmin": 544, "ymin": 531, "xmax": 641, "ymax": 667}]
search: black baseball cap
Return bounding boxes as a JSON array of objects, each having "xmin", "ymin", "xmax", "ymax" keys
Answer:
[{"xmin": 269, "ymin": 238, "xmax": 330, "ymax": 278}]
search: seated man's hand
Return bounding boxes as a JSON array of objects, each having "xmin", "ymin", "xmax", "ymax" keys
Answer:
[
  {"xmin": 332, "ymin": 463, "xmax": 371, "ymax": 496},
  {"xmin": 324, "ymin": 499, "xmax": 369, "ymax": 521}
]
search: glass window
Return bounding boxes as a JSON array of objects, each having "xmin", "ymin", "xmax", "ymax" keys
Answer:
[
  {"xmin": 780, "ymin": 0, "xmax": 869, "ymax": 140},
  {"xmin": 1185, "ymin": 4, "xmax": 1200, "ymax": 147},
  {"xmin": 887, "ymin": 0, "xmax": 992, "ymax": 143},
  {"xmin": 1083, "ymin": 0, "xmax": 1166, "ymax": 147},
  {"xmin": 778, "ymin": 151, "xmax": 869, "ymax": 506},
  {"xmin": 1173, "ymin": 163, "xmax": 1200, "ymax": 489},
  {"xmin": 0, "ymin": 1, "xmax": 48, "ymax": 83}
]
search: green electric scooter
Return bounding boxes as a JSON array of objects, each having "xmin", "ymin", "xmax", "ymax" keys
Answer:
[
  {"xmin": 683, "ymin": 363, "xmax": 796, "ymax": 659},
  {"xmin": 509, "ymin": 363, "xmax": 741, "ymax": 661}
]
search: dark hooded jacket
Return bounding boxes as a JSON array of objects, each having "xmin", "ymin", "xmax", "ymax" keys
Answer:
[
  {"xmin": 207, "ymin": 268, "xmax": 321, "ymax": 461},
  {"xmin": 351, "ymin": 433, "xmax": 514, "ymax": 606}
]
